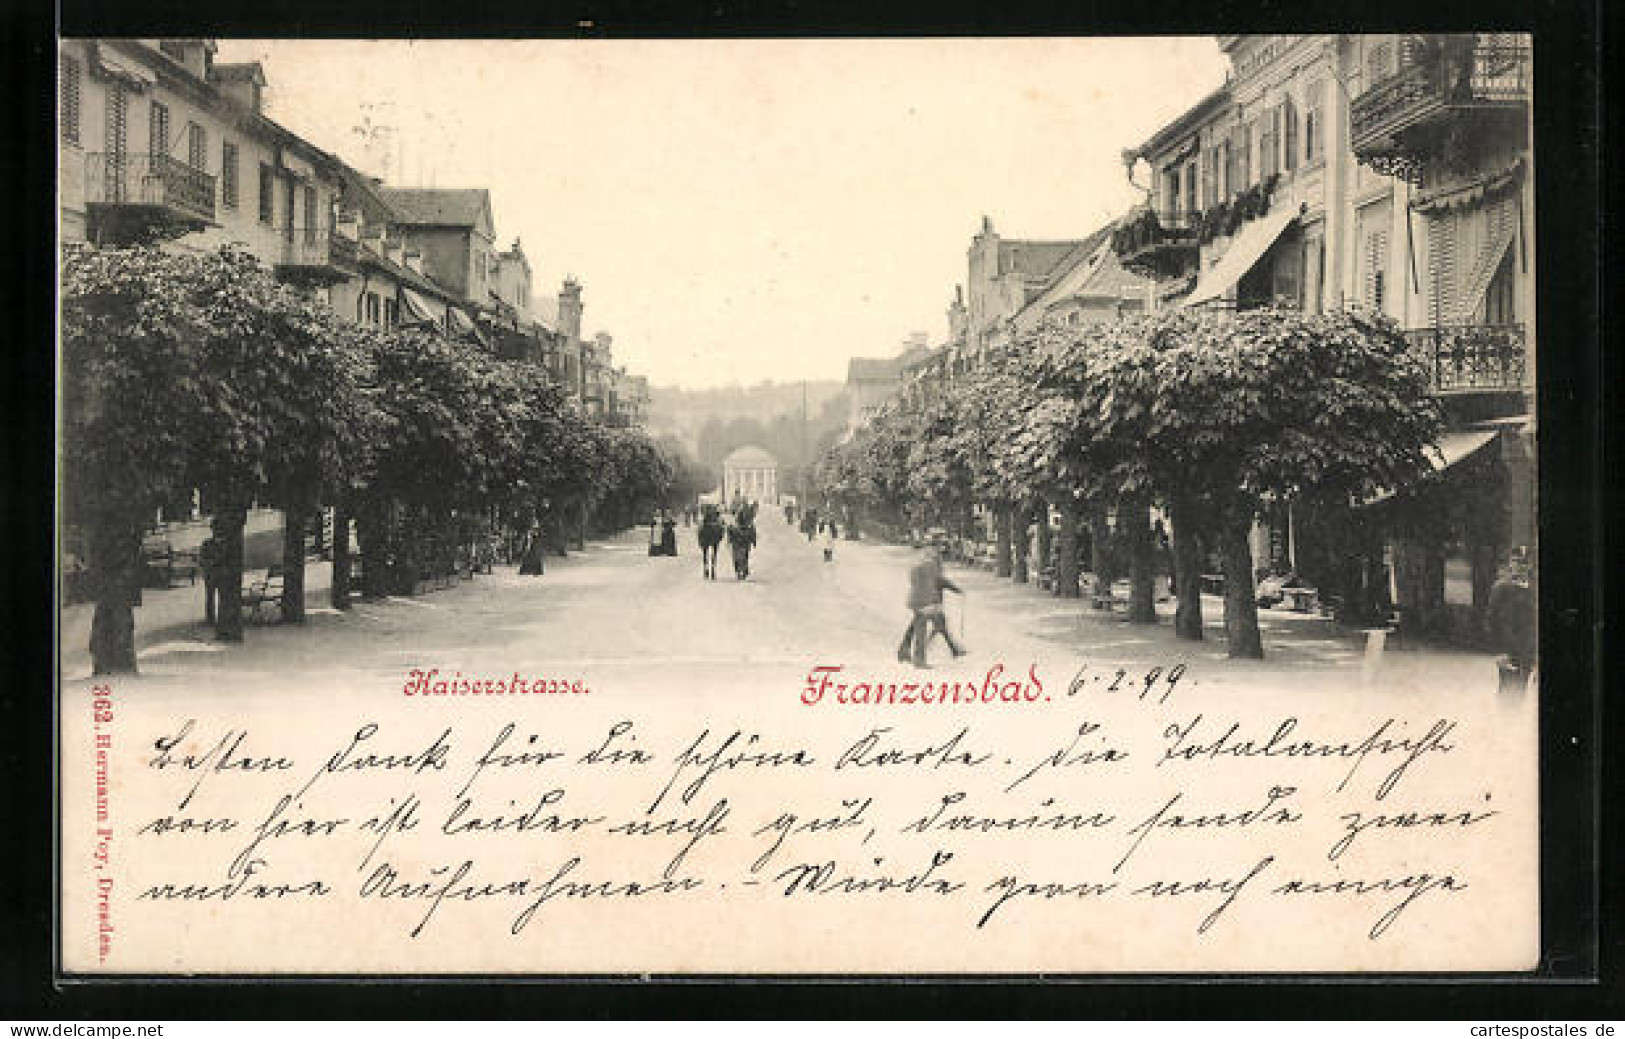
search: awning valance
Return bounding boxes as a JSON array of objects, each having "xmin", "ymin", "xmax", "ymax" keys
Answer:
[
  {"xmin": 1183, "ymin": 203, "xmax": 1300, "ymax": 308},
  {"xmin": 400, "ymin": 288, "xmax": 440, "ymax": 325},
  {"xmin": 1362, "ymin": 429, "xmax": 1500, "ymax": 506}
]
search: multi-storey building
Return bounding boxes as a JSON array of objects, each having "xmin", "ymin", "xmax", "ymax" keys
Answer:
[
  {"xmin": 60, "ymin": 39, "xmax": 346, "ymax": 276},
  {"xmin": 1115, "ymin": 33, "xmax": 1534, "ymax": 643}
]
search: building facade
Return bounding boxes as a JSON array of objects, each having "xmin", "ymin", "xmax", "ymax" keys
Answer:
[
  {"xmin": 1115, "ymin": 33, "xmax": 1534, "ymax": 642},
  {"xmin": 722, "ymin": 445, "xmax": 779, "ymax": 505}
]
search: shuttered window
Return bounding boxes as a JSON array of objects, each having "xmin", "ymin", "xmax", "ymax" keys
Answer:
[
  {"xmin": 1261, "ymin": 107, "xmax": 1279, "ymax": 180},
  {"xmin": 1184, "ymin": 158, "xmax": 1198, "ymax": 216},
  {"xmin": 303, "ymin": 185, "xmax": 317, "ymax": 243},
  {"xmin": 1282, "ymin": 98, "xmax": 1299, "ymax": 172},
  {"xmin": 1240, "ymin": 121, "xmax": 1254, "ymax": 186},
  {"xmin": 1365, "ymin": 228, "xmax": 1390, "ymax": 314},
  {"xmin": 1218, "ymin": 139, "xmax": 1232, "ymax": 200},
  {"xmin": 187, "ymin": 122, "xmax": 206, "ymax": 170},
  {"xmin": 1201, "ymin": 146, "xmax": 1217, "ymax": 209},
  {"xmin": 221, "ymin": 141, "xmax": 238, "ymax": 208},
  {"xmin": 1304, "ymin": 79, "xmax": 1324, "ymax": 163},
  {"xmin": 258, "ymin": 162, "xmax": 273, "ymax": 223},
  {"xmin": 60, "ymin": 56, "xmax": 81, "ymax": 144},
  {"xmin": 149, "ymin": 100, "xmax": 170, "ymax": 159}
]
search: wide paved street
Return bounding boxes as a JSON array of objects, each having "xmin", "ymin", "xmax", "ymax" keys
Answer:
[{"xmin": 63, "ymin": 512, "xmax": 1502, "ymax": 701}]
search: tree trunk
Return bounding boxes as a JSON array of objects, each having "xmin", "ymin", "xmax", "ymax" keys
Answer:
[
  {"xmin": 330, "ymin": 505, "xmax": 352, "ymax": 610},
  {"xmin": 1035, "ymin": 500, "xmax": 1052, "ymax": 585},
  {"xmin": 1218, "ymin": 513, "xmax": 1264, "ymax": 659},
  {"xmin": 574, "ymin": 500, "xmax": 588, "ymax": 551},
  {"xmin": 1012, "ymin": 502, "xmax": 1031, "ymax": 584},
  {"xmin": 1053, "ymin": 499, "xmax": 1081, "ymax": 598},
  {"xmin": 212, "ymin": 506, "xmax": 246, "ymax": 643},
  {"xmin": 994, "ymin": 503, "xmax": 1013, "ymax": 578},
  {"xmin": 1088, "ymin": 506, "xmax": 1110, "ymax": 584},
  {"xmin": 280, "ymin": 499, "xmax": 308, "ymax": 624},
  {"xmin": 88, "ymin": 520, "xmax": 141, "ymax": 675},
  {"xmin": 1124, "ymin": 496, "xmax": 1158, "ymax": 624},
  {"xmin": 1169, "ymin": 493, "xmax": 1205, "ymax": 641}
]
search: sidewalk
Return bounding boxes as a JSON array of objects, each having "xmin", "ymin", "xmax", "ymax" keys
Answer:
[{"xmin": 811, "ymin": 526, "xmax": 1497, "ymax": 694}]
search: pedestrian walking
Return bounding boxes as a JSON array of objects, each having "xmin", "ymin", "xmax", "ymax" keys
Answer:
[
  {"xmin": 897, "ymin": 543, "xmax": 966, "ymax": 667},
  {"xmin": 820, "ymin": 520, "xmax": 836, "ymax": 563},
  {"xmin": 198, "ymin": 535, "xmax": 222, "ymax": 625},
  {"xmin": 1486, "ymin": 551, "xmax": 1535, "ymax": 694}
]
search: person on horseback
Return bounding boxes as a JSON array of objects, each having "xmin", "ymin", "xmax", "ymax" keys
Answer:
[{"xmin": 697, "ymin": 504, "xmax": 725, "ymax": 579}]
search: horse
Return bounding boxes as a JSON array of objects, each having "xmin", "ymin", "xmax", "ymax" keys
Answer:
[{"xmin": 697, "ymin": 506, "xmax": 725, "ymax": 579}]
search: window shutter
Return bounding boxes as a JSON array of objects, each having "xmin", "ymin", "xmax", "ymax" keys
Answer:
[
  {"xmin": 1283, "ymin": 98, "xmax": 1298, "ymax": 171},
  {"xmin": 1427, "ymin": 212, "xmax": 1457, "ymax": 325},
  {"xmin": 149, "ymin": 101, "xmax": 169, "ymax": 159},
  {"xmin": 61, "ymin": 57, "xmax": 82, "ymax": 144},
  {"xmin": 187, "ymin": 122, "xmax": 205, "ymax": 170}
]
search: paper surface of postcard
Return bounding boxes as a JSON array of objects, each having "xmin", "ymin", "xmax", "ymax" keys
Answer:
[{"xmin": 58, "ymin": 35, "xmax": 1540, "ymax": 975}]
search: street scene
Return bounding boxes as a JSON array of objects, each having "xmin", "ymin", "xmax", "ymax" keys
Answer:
[{"xmin": 54, "ymin": 35, "xmax": 1545, "ymax": 976}]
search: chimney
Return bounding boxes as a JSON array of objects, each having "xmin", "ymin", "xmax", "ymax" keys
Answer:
[
  {"xmin": 209, "ymin": 60, "xmax": 267, "ymax": 114},
  {"xmin": 558, "ymin": 277, "xmax": 583, "ymax": 342}
]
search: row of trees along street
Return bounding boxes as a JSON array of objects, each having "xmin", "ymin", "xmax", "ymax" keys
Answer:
[
  {"xmin": 62, "ymin": 244, "xmax": 678, "ymax": 675},
  {"xmin": 816, "ymin": 307, "xmax": 1444, "ymax": 658}
]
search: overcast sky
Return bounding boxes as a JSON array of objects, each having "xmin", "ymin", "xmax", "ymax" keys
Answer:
[{"xmin": 216, "ymin": 38, "xmax": 1230, "ymax": 389}]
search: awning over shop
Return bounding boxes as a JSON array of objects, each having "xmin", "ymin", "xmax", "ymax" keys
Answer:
[
  {"xmin": 400, "ymin": 288, "xmax": 440, "ymax": 326},
  {"xmin": 1362, "ymin": 428, "xmax": 1500, "ymax": 506},
  {"xmin": 1183, "ymin": 203, "xmax": 1300, "ymax": 308}
]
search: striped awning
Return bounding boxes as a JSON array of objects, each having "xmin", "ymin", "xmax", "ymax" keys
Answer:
[{"xmin": 1184, "ymin": 204, "xmax": 1300, "ymax": 308}]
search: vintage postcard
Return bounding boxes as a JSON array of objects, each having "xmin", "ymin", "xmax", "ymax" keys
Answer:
[{"xmin": 57, "ymin": 35, "xmax": 1542, "ymax": 975}]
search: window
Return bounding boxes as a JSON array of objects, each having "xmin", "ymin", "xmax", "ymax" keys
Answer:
[
  {"xmin": 1202, "ymin": 146, "xmax": 1217, "ymax": 209},
  {"xmin": 60, "ymin": 56, "xmax": 81, "ymax": 144},
  {"xmin": 149, "ymin": 100, "xmax": 170, "ymax": 159},
  {"xmin": 303, "ymin": 185, "xmax": 316, "ymax": 243},
  {"xmin": 1218, "ymin": 139, "xmax": 1232, "ymax": 200},
  {"xmin": 1184, "ymin": 158, "xmax": 1198, "ymax": 216},
  {"xmin": 384, "ymin": 298, "xmax": 399, "ymax": 328},
  {"xmin": 1240, "ymin": 121, "xmax": 1254, "ymax": 186},
  {"xmin": 1305, "ymin": 80, "xmax": 1324, "ymax": 163},
  {"xmin": 1261, "ymin": 106, "xmax": 1279, "ymax": 180},
  {"xmin": 1484, "ymin": 249, "xmax": 1516, "ymax": 324},
  {"xmin": 1282, "ymin": 98, "xmax": 1299, "ymax": 172},
  {"xmin": 1164, "ymin": 166, "xmax": 1181, "ymax": 216},
  {"xmin": 283, "ymin": 179, "xmax": 295, "ymax": 241},
  {"xmin": 257, "ymin": 162, "xmax": 273, "ymax": 223},
  {"xmin": 1364, "ymin": 228, "xmax": 1390, "ymax": 313},
  {"xmin": 221, "ymin": 141, "xmax": 238, "ymax": 208},
  {"xmin": 1368, "ymin": 42, "xmax": 1393, "ymax": 86},
  {"xmin": 365, "ymin": 292, "xmax": 381, "ymax": 326},
  {"xmin": 186, "ymin": 123, "xmax": 204, "ymax": 170}
]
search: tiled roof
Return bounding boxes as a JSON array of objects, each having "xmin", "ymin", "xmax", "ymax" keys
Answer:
[
  {"xmin": 998, "ymin": 239, "xmax": 1088, "ymax": 282},
  {"xmin": 376, "ymin": 188, "xmax": 490, "ymax": 227}
]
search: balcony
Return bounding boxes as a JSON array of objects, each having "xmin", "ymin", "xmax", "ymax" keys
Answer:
[
  {"xmin": 273, "ymin": 228, "xmax": 351, "ymax": 286},
  {"xmin": 85, "ymin": 153, "xmax": 215, "ymax": 243},
  {"xmin": 1109, "ymin": 207, "xmax": 1200, "ymax": 279},
  {"xmin": 1350, "ymin": 35, "xmax": 1530, "ymax": 182},
  {"xmin": 1406, "ymin": 324, "xmax": 1528, "ymax": 394}
]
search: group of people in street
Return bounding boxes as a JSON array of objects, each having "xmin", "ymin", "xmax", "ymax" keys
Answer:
[{"xmin": 692, "ymin": 501, "xmax": 757, "ymax": 581}]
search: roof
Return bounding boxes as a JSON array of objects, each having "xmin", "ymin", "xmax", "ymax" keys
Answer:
[
  {"xmin": 376, "ymin": 188, "xmax": 491, "ymax": 227},
  {"xmin": 998, "ymin": 239, "xmax": 1090, "ymax": 282},
  {"xmin": 723, "ymin": 445, "xmax": 777, "ymax": 468},
  {"xmin": 1134, "ymin": 84, "xmax": 1232, "ymax": 161},
  {"xmin": 209, "ymin": 61, "xmax": 266, "ymax": 86},
  {"xmin": 847, "ymin": 357, "xmax": 901, "ymax": 383}
]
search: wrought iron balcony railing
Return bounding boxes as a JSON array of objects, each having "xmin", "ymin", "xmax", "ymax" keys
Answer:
[
  {"xmin": 1350, "ymin": 35, "xmax": 1530, "ymax": 178},
  {"xmin": 85, "ymin": 153, "xmax": 216, "ymax": 225},
  {"xmin": 1110, "ymin": 207, "xmax": 1200, "ymax": 278},
  {"xmin": 1405, "ymin": 323, "xmax": 1528, "ymax": 393}
]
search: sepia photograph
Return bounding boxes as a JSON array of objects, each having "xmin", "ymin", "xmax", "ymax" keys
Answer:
[{"xmin": 52, "ymin": 31, "xmax": 1563, "ymax": 977}]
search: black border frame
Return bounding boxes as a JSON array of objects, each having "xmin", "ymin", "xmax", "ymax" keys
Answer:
[{"xmin": 5, "ymin": 0, "xmax": 1612, "ymax": 1019}]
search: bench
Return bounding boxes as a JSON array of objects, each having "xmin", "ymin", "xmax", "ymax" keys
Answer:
[
  {"xmin": 169, "ymin": 547, "xmax": 200, "ymax": 585},
  {"xmin": 243, "ymin": 566, "xmax": 284, "ymax": 623},
  {"xmin": 140, "ymin": 537, "xmax": 175, "ymax": 588},
  {"xmin": 1281, "ymin": 586, "xmax": 1319, "ymax": 613}
]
